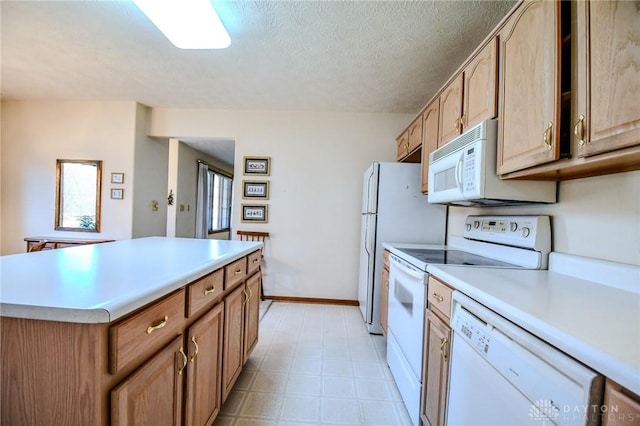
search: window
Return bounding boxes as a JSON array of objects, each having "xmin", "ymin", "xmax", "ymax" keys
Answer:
[{"xmin": 206, "ymin": 169, "xmax": 232, "ymax": 232}]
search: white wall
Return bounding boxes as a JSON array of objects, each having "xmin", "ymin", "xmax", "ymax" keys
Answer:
[
  {"xmin": 447, "ymin": 170, "xmax": 640, "ymax": 266},
  {"xmin": 1, "ymin": 100, "xmax": 138, "ymax": 254},
  {"xmin": 150, "ymin": 108, "xmax": 412, "ymax": 300},
  {"xmin": 132, "ymin": 104, "xmax": 169, "ymax": 238}
]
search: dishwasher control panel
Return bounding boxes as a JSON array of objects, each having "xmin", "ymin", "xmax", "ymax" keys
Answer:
[{"xmin": 451, "ymin": 303, "xmax": 491, "ymax": 356}]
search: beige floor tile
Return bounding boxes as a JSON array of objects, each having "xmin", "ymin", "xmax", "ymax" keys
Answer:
[{"xmin": 217, "ymin": 302, "xmax": 411, "ymax": 425}]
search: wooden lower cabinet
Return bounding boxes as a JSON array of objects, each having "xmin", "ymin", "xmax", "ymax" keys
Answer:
[
  {"xmin": 420, "ymin": 309, "xmax": 451, "ymax": 426},
  {"xmin": 111, "ymin": 336, "xmax": 185, "ymax": 426},
  {"xmin": 1, "ymin": 254, "xmax": 262, "ymax": 426},
  {"xmin": 185, "ymin": 303, "xmax": 224, "ymax": 426},
  {"xmin": 243, "ymin": 272, "xmax": 261, "ymax": 363},
  {"xmin": 602, "ymin": 379, "xmax": 640, "ymax": 426},
  {"xmin": 222, "ymin": 284, "xmax": 247, "ymax": 403}
]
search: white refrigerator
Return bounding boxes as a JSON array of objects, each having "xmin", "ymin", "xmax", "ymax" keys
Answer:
[{"xmin": 358, "ymin": 162, "xmax": 446, "ymax": 334}]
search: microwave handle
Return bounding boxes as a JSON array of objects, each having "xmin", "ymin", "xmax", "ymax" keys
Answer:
[{"xmin": 455, "ymin": 152, "xmax": 464, "ymax": 191}]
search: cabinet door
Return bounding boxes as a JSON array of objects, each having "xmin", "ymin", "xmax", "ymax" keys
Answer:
[
  {"xmin": 184, "ymin": 303, "xmax": 224, "ymax": 426},
  {"xmin": 498, "ymin": 0, "xmax": 561, "ymax": 174},
  {"xmin": 420, "ymin": 310, "xmax": 451, "ymax": 426},
  {"xmin": 379, "ymin": 266, "xmax": 389, "ymax": 336},
  {"xmin": 602, "ymin": 379, "xmax": 640, "ymax": 426},
  {"xmin": 222, "ymin": 285, "xmax": 245, "ymax": 403},
  {"xmin": 111, "ymin": 336, "xmax": 184, "ymax": 426},
  {"xmin": 463, "ymin": 38, "xmax": 498, "ymax": 130},
  {"xmin": 421, "ymin": 100, "xmax": 440, "ymax": 194},
  {"xmin": 408, "ymin": 116, "xmax": 424, "ymax": 153},
  {"xmin": 243, "ymin": 272, "xmax": 261, "ymax": 363},
  {"xmin": 396, "ymin": 130, "xmax": 410, "ymax": 161},
  {"xmin": 438, "ymin": 74, "xmax": 463, "ymax": 147},
  {"xmin": 576, "ymin": 1, "xmax": 640, "ymax": 158}
]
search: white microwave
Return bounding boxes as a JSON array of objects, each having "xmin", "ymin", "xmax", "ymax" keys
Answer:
[{"xmin": 427, "ymin": 119, "xmax": 557, "ymax": 206}]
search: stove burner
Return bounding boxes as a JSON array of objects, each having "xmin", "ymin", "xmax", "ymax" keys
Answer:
[{"xmin": 398, "ymin": 248, "xmax": 518, "ymax": 268}]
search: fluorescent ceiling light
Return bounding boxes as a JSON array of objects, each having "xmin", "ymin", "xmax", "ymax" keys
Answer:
[{"xmin": 133, "ymin": 0, "xmax": 230, "ymax": 49}]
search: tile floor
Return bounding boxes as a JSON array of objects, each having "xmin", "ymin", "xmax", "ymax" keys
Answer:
[{"xmin": 214, "ymin": 302, "xmax": 412, "ymax": 426}]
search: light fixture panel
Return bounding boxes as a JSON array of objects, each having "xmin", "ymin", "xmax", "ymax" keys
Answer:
[{"xmin": 133, "ymin": 0, "xmax": 231, "ymax": 49}]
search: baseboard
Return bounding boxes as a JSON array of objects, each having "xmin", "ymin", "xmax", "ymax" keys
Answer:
[{"xmin": 262, "ymin": 295, "xmax": 359, "ymax": 306}]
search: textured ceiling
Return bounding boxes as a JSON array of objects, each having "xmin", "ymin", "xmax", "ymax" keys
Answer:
[{"xmin": 1, "ymin": 0, "xmax": 516, "ymax": 162}]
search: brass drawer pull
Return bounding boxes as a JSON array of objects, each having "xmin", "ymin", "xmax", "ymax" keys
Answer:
[
  {"xmin": 543, "ymin": 122, "xmax": 553, "ymax": 150},
  {"xmin": 574, "ymin": 114, "xmax": 585, "ymax": 146},
  {"xmin": 432, "ymin": 292, "xmax": 444, "ymax": 303},
  {"xmin": 234, "ymin": 269, "xmax": 243, "ymax": 276},
  {"xmin": 178, "ymin": 347, "xmax": 187, "ymax": 375},
  {"xmin": 252, "ymin": 258, "xmax": 260, "ymax": 264},
  {"xmin": 203, "ymin": 286, "xmax": 216, "ymax": 296},
  {"xmin": 146, "ymin": 316, "xmax": 168, "ymax": 334},
  {"xmin": 190, "ymin": 336, "xmax": 199, "ymax": 363},
  {"xmin": 440, "ymin": 337, "xmax": 449, "ymax": 361}
]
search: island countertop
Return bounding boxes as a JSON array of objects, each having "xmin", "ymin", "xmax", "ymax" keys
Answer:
[{"xmin": 0, "ymin": 237, "xmax": 262, "ymax": 324}]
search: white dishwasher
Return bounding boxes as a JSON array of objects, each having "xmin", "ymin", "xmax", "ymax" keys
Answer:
[{"xmin": 447, "ymin": 292, "xmax": 603, "ymax": 426}]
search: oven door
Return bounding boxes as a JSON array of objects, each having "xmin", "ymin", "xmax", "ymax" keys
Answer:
[{"xmin": 387, "ymin": 254, "xmax": 427, "ymax": 378}]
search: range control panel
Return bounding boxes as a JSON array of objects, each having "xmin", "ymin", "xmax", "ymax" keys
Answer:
[{"xmin": 463, "ymin": 215, "xmax": 551, "ymax": 252}]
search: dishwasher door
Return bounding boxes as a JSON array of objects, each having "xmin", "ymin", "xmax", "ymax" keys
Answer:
[{"xmin": 447, "ymin": 291, "xmax": 603, "ymax": 426}]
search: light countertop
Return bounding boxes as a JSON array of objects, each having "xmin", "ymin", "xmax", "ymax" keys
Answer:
[
  {"xmin": 1, "ymin": 237, "xmax": 262, "ymax": 324},
  {"xmin": 427, "ymin": 264, "xmax": 640, "ymax": 395}
]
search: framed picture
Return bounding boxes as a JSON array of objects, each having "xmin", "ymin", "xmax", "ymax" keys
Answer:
[
  {"xmin": 110, "ymin": 172, "xmax": 124, "ymax": 184},
  {"xmin": 243, "ymin": 156, "xmax": 270, "ymax": 176},
  {"xmin": 110, "ymin": 188, "xmax": 124, "ymax": 200},
  {"xmin": 242, "ymin": 180, "xmax": 270, "ymax": 200},
  {"xmin": 241, "ymin": 204, "xmax": 268, "ymax": 223}
]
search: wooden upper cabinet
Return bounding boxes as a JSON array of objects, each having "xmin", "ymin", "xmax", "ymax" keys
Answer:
[
  {"xmin": 497, "ymin": 0, "xmax": 561, "ymax": 175},
  {"xmin": 463, "ymin": 37, "xmax": 498, "ymax": 130},
  {"xmin": 396, "ymin": 129, "xmax": 410, "ymax": 161},
  {"xmin": 408, "ymin": 115, "xmax": 423, "ymax": 153},
  {"xmin": 575, "ymin": 1, "xmax": 640, "ymax": 158},
  {"xmin": 438, "ymin": 74, "xmax": 464, "ymax": 147},
  {"xmin": 421, "ymin": 99, "xmax": 440, "ymax": 193}
]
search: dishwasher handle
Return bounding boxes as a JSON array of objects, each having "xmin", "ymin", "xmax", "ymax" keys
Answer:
[{"xmin": 390, "ymin": 254, "xmax": 425, "ymax": 281}]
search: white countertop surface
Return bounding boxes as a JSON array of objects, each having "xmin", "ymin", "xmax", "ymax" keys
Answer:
[
  {"xmin": 0, "ymin": 237, "xmax": 262, "ymax": 324},
  {"xmin": 427, "ymin": 263, "xmax": 640, "ymax": 395}
]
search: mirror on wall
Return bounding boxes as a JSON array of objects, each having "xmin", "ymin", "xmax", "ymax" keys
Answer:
[{"xmin": 55, "ymin": 159, "xmax": 102, "ymax": 232}]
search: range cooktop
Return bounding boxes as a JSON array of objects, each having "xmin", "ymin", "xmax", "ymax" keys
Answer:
[{"xmin": 397, "ymin": 248, "xmax": 519, "ymax": 268}]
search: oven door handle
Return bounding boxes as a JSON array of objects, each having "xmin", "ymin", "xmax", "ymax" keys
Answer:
[{"xmin": 390, "ymin": 256, "xmax": 425, "ymax": 280}]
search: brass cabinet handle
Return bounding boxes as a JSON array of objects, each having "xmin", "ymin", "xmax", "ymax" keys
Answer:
[
  {"xmin": 543, "ymin": 122, "xmax": 553, "ymax": 150},
  {"xmin": 460, "ymin": 114, "xmax": 466, "ymax": 132},
  {"xmin": 432, "ymin": 292, "xmax": 444, "ymax": 303},
  {"xmin": 178, "ymin": 347, "xmax": 187, "ymax": 375},
  {"xmin": 252, "ymin": 258, "xmax": 260, "ymax": 264},
  {"xmin": 454, "ymin": 117, "xmax": 460, "ymax": 132},
  {"xmin": 234, "ymin": 269, "xmax": 243, "ymax": 276},
  {"xmin": 190, "ymin": 336, "xmax": 199, "ymax": 363},
  {"xmin": 440, "ymin": 337, "xmax": 449, "ymax": 362},
  {"xmin": 146, "ymin": 316, "xmax": 168, "ymax": 334},
  {"xmin": 574, "ymin": 114, "xmax": 585, "ymax": 146},
  {"xmin": 203, "ymin": 285, "xmax": 216, "ymax": 296},
  {"xmin": 243, "ymin": 288, "xmax": 249, "ymax": 305}
]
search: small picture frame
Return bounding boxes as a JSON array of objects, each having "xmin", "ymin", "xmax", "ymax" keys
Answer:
[
  {"xmin": 110, "ymin": 172, "xmax": 124, "ymax": 184},
  {"xmin": 241, "ymin": 204, "xmax": 268, "ymax": 223},
  {"xmin": 242, "ymin": 180, "xmax": 270, "ymax": 200},
  {"xmin": 243, "ymin": 156, "xmax": 270, "ymax": 176},
  {"xmin": 110, "ymin": 188, "xmax": 124, "ymax": 200}
]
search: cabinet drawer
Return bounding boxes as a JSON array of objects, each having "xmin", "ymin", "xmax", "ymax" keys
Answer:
[
  {"xmin": 186, "ymin": 269, "xmax": 224, "ymax": 318},
  {"xmin": 110, "ymin": 288, "xmax": 185, "ymax": 374},
  {"xmin": 247, "ymin": 250, "xmax": 262, "ymax": 276},
  {"xmin": 428, "ymin": 276, "xmax": 453, "ymax": 321},
  {"xmin": 224, "ymin": 257, "xmax": 247, "ymax": 289}
]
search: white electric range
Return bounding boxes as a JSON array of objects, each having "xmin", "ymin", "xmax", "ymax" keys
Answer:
[{"xmin": 382, "ymin": 215, "xmax": 551, "ymax": 426}]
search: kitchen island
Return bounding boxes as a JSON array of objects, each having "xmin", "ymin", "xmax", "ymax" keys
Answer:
[{"xmin": 1, "ymin": 237, "xmax": 263, "ymax": 425}]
